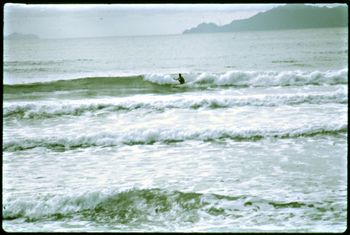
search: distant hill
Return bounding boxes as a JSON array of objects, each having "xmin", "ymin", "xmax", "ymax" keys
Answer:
[
  {"xmin": 5, "ymin": 32, "xmax": 40, "ymax": 40},
  {"xmin": 183, "ymin": 4, "xmax": 348, "ymax": 34}
]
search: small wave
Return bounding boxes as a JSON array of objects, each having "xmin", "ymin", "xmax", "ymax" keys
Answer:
[
  {"xmin": 4, "ymin": 103, "xmax": 122, "ymax": 120},
  {"xmin": 3, "ymin": 188, "xmax": 324, "ymax": 224},
  {"xmin": 4, "ymin": 89, "xmax": 347, "ymax": 120},
  {"xmin": 4, "ymin": 69, "xmax": 347, "ymax": 95},
  {"xmin": 4, "ymin": 59, "xmax": 93, "ymax": 67},
  {"xmin": 271, "ymin": 60, "xmax": 298, "ymax": 64},
  {"xmin": 3, "ymin": 124, "xmax": 347, "ymax": 152}
]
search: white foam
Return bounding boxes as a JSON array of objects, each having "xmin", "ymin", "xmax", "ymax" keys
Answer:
[
  {"xmin": 4, "ymin": 88, "xmax": 347, "ymax": 119},
  {"xmin": 3, "ymin": 190, "xmax": 113, "ymax": 220},
  {"xmin": 144, "ymin": 68, "xmax": 348, "ymax": 87},
  {"xmin": 3, "ymin": 123, "xmax": 347, "ymax": 152}
]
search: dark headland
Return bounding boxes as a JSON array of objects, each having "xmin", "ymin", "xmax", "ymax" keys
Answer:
[{"xmin": 183, "ymin": 4, "xmax": 348, "ymax": 34}]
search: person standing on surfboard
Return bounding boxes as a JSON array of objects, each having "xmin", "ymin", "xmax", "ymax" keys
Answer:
[{"xmin": 174, "ymin": 73, "xmax": 185, "ymax": 84}]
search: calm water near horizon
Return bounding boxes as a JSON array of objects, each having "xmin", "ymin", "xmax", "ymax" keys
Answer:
[{"xmin": 3, "ymin": 27, "xmax": 348, "ymax": 232}]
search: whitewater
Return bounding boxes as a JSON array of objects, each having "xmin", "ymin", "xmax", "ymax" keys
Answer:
[{"xmin": 3, "ymin": 27, "xmax": 348, "ymax": 232}]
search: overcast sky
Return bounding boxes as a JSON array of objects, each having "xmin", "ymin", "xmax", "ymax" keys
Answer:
[{"xmin": 3, "ymin": 3, "xmax": 341, "ymax": 39}]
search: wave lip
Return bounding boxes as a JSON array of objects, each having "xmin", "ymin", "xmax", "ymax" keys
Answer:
[{"xmin": 3, "ymin": 124, "xmax": 347, "ymax": 152}]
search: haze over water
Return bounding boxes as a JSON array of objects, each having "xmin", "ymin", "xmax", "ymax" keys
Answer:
[{"xmin": 3, "ymin": 27, "xmax": 348, "ymax": 232}]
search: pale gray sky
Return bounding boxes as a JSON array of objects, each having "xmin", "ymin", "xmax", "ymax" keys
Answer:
[{"xmin": 3, "ymin": 3, "xmax": 340, "ymax": 39}]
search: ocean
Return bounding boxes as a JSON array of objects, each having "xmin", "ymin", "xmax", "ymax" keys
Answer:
[{"xmin": 3, "ymin": 27, "xmax": 348, "ymax": 232}]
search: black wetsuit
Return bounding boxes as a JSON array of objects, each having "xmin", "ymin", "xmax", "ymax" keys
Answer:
[{"xmin": 178, "ymin": 76, "xmax": 185, "ymax": 84}]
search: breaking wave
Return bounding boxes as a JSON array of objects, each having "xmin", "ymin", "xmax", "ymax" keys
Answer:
[
  {"xmin": 3, "ymin": 124, "xmax": 347, "ymax": 152},
  {"xmin": 144, "ymin": 68, "xmax": 347, "ymax": 87},
  {"xmin": 4, "ymin": 88, "xmax": 347, "ymax": 120},
  {"xmin": 4, "ymin": 69, "xmax": 347, "ymax": 95},
  {"xmin": 3, "ymin": 188, "xmax": 333, "ymax": 225}
]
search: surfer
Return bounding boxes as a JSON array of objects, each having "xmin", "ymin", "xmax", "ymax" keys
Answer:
[{"xmin": 174, "ymin": 73, "xmax": 185, "ymax": 84}]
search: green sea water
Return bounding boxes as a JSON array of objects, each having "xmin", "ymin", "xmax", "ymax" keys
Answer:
[{"xmin": 3, "ymin": 27, "xmax": 348, "ymax": 232}]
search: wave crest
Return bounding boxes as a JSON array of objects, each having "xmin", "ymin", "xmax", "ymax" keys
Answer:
[
  {"xmin": 3, "ymin": 124, "xmax": 347, "ymax": 152},
  {"xmin": 4, "ymin": 88, "xmax": 347, "ymax": 120},
  {"xmin": 4, "ymin": 188, "xmax": 322, "ymax": 224},
  {"xmin": 145, "ymin": 68, "xmax": 348, "ymax": 87}
]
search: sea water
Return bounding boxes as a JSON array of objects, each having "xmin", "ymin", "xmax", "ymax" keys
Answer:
[{"xmin": 3, "ymin": 27, "xmax": 348, "ymax": 232}]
